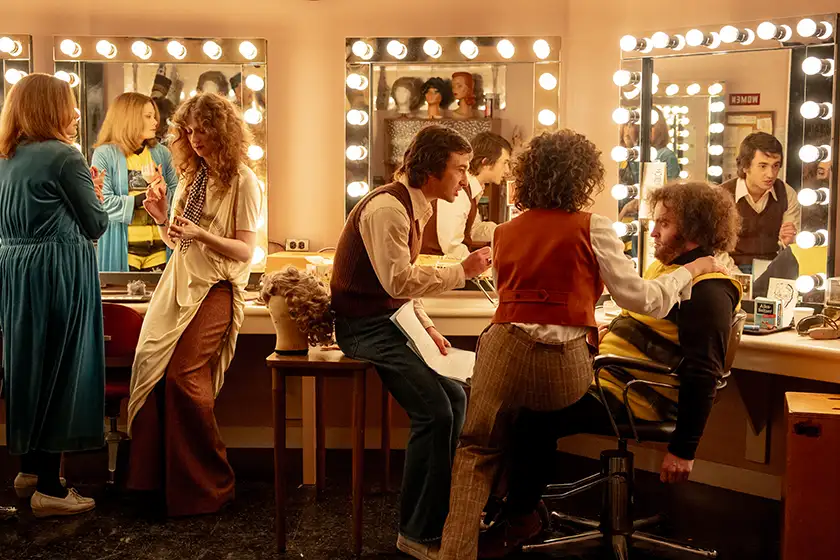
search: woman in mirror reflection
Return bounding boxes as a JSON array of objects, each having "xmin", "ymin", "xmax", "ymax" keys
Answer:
[
  {"xmin": 125, "ymin": 92, "xmax": 261, "ymax": 517},
  {"xmin": 92, "ymin": 93, "xmax": 178, "ymax": 272},
  {"xmin": 0, "ymin": 74, "xmax": 108, "ymax": 517}
]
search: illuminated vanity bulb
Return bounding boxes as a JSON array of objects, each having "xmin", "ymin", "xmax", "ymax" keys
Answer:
[
  {"xmin": 201, "ymin": 40, "xmax": 222, "ymax": 60},
  {"xmin": 680, "ymin": 117, "xmax": 690, "ymax": 126},
  {"xmin": 386, "ymin": 40, "xmax": 407, "ymax": 59},
  {"xmin": 710, "ymin": 101, "xmax": 725, "ymax": 113},
  {"xmin": 345, "ymin": 145, "xmax": 368, "ymax": 161},
  {"xmin": 620, "ymin": 35, "xmax": 639, "ymax": 52},
  {"xmin": 800, "ymin": 144, "xmax": 831, "ymax": 163},
  {"xmin": 613, "ymin": 70, "xmax": 636, "ymax": 87},
  {"xmin": 678, "ymin": 143, "xmax": 690, "ymax": 151},
  {"xmin": 665, "ymin": 84, "xmax": 679, "ymax": 96},
  {"xmin": 131, "ymin": 41, "xmax": 152, "ymax": 60},
  {"xmin": 54, "ymin": 70, "xmax": 71, "ymax": 83},
  {"xmin": 798, "ymin": 187, "xmax": 830, "ymax": 207},
  {"xmin": 612, "ymin": 108, "xmax": 631, "ymax": 124},
  {"xmin": 709, "ymin": 144, "xmax": 724, "ymax": 156},
  {"xmin": 423, "ymin": 40, "xmax": 442, "ymax": 58},
  {"xmin": 66, "ymin": 72, "xmax": 80, "ymax": 88},
  {"xmin": 623, "ymin": 86, "xmax": 641, "ymax": 100},
  {"xmin": 796, "ymin": 273, "xmax": 827, "ymax": 294},
  {"xmin": 611, "ymin": 184, "xmax": 639, "ymax": 201},
  {"xmin": 59, "ymin": 39, "xmax": 82, "ymax": 58},
  {"xmin": 720, "ymin": 25, "xmax": 754, "ymax": 44},
  {"xmin": 4, "ymin": 68, "xmax": 24, "ymax": 84},
  {"xmin": 709, "ymin": 123, "xmax": 725, "ymax": 134},
  {"xmin": 678, "ymin": 157, "xmax": 689, "ymax": 165},
  {"xmin": 460, "ymin": 40, "xmax": 479, "ymax": 59},
  {"xmin": 239, "ymin": 41, "xmax": 258, "ymax": 60},
  {"xmin": 247, "ymin": 145, "xmax": 264, "ymax": 161},
  {"xmin": 800, "ymin": 101, "xmax": 833, "ymax": 120},
  {"xmin": 611, "ymin": 146, "xmax": 629, "ymax": 162},
  {"xmin": 244, "ymin": 107, "xmax": 263, "ymax": 125},
  {"xmin": 532, "ymin": 39, "xmax": 551, "ymax": 59},
  {"xmin": 346, "ymin": 109, "xmax": 369, "ymax": 126},
  {"xmin": 96, "ymin": 40, "xmax": 117, "ymax": 59},
  {"xmin": 251, "ymin": 246, "xmax": 266, "ymax": 265},
  {"xmin": 686, "ymin": 83, "xmax": 701, "ymax": 96},
  {"xmin": 757, "ymin": 22, "xmax": 793, "ymax": 42},
  {"xmin": 802, "ymin": 57, "xmax": 835, "ymax": 76},
  {"xmin": 345, "ymin": 73, "xmax": 368, "ymax": 91},
  {"xmin": 351, "ymin": 40, "xmax": 374, "ymax": 60},
  {"xmin": 679, "ymin": 170, "xmax": 689, "ymax": 179},
  {"xmin": 708, "ymin": 165, "xmax": 723, "ymax": 177},
  {"xmin": 245, "ymin": 74, "xmax": 265, "ymax": 92},
  {"xmin": 707, "ymin": 32, "xmax": 722, "ymax": 49},
  {"xmin": 651, "ymin": 32, "xmax": 673, "ymax": 49},
  {"xmin": 537, "ymin": 109, "xmax": 557, "ymax": 126},
  {"xmin": 613, "ymin": 220, "xmax": 639, "ymax": 237},
  {"xmin": 0, "ymin": 37, "xmax": 22, "ymax": 56},
  {"xmin": 685, "ymin": 29, "xmax": 705, "ymax": 47},
  {"xmin": 539, "ymin": 73, "xmax": 558, "ymax": 90},
  {"xmin": 708, "ymin": 83, "xmax": 724, "ymax": 96},
  {"xmin": 497, "ymin": 39, "xmax": 515, "ymax": 59},
  {"xmin": 797, "ymin": 18, "xmax": 834, "ymax": 39},
  {"xmin": 678, "ymin": 129, "xmax": 690, "ymax": 138},
  {"xmin": 347, "ymin": 181, "xmax": 370, "ymax": 198},
  {"xmin": 166, "ymin": 40, "xmax": 187, "ymax": 60}
]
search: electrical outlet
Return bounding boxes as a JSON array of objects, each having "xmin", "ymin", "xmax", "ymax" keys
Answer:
[{"xmin": 285, "ymin": 238, "xmax": 310, "ymax": 252}]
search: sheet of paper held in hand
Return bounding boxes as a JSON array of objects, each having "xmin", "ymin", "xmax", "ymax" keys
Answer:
[{"xmin": 390, "ymin": 301, "xmax": 475, "ymax": 384}]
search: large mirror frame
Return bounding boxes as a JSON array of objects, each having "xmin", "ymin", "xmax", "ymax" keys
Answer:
[
  {"xmin": 52, "ymin": 35, "xmax": 269, "ymax": 272},
  {"xmin": 343, "ymin": 35, "xmax": 561, "ymax": 218},
  {"xmin": 612, "ymin": 15, "xmax": 839, "ymax": 302}
]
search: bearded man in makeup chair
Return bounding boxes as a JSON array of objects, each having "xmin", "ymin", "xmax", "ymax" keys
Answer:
[{"xmin": 479, "ymin": 182, "xmax": 745, "ymax": 558}]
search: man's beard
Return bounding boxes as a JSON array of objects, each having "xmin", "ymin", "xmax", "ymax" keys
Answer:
[{"xmin": 654, "ymin": 238, "xmax": 686, "ymax": 265}]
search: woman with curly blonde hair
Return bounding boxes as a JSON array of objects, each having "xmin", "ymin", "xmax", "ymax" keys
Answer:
[
  {"xmin": 439, "ymin": 131, "xmax": 724, "ymax": 559},
  {"xmin": 126, "ymin": 92, "xmax": 262, "ymax": 517}
]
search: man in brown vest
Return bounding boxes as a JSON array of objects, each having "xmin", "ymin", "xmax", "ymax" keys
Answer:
[
  {"xmin": 420, "ymin": 132, "xmax": 511, "ymax": 258},
  {"xmin": 331, "ymin": 125, "xmax": 492, "ymax": 560},
  {"xmin": 720, "ymin": 132, "xmax": 800, "ymax": 273}
]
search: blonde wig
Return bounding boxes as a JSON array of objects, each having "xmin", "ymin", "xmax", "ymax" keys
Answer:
[
  {"xmin": 94, "ymin": 92, "xmax": 159, "ymax": 155},
  {"xmin": 0, "ymin": 73, "xmax": 77, "ymax": 159},
  {"xmin": 169, "ymin": 92, "xmax": 252, "ymax": 188},
  {"xmin": 261, "ymin": 266, "xmax": 335, "ymax": 346}
]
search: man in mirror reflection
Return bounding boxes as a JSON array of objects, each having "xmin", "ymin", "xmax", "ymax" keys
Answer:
[
  {"xmin": 330, "ymin": 125, "xmax": 492, "ymax": 559},
  {"xmin": 720, "ymin": 132, "xmax": 800, "ymax": 274},
  {"xmin": 421, "ymin": 132, "xmax": 511, "ymax": 259}
]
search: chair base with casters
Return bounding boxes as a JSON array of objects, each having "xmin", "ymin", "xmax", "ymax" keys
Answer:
[
  {"xmin": 104, "ymin": 379, "xmax": 131, "ymax": 485},
  {"xmin": 523, "ymin": 312, "xmax": 746, "ymax": 559}
]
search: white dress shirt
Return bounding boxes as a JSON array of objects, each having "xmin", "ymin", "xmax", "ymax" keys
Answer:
[{"xmin": 435, "ymin": 174, "xmax": 497, "ymax": 259}]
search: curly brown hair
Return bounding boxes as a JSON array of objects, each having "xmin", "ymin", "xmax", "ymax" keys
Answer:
[
  {"xmin": 394, "ymin": 125, "xmax": 472, "ymax": 188},
  {"xmin": 261, "ymin": 266, "xmax": 335, "ymax": 346},
  {"xmin": 513, "ymin": 130, "xmax": 605, "ymax": 212},
  {"xmin": 169, "ymin": 92, "xmax": 252, "ymax": 188},
  {"xmin": 648, "ymin": 182, "xmax": 741, "ymax": 252}
]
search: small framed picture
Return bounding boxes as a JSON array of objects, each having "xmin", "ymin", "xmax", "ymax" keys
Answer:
[{"xmin": 733, "ymin": 273, "xmax": 753, "ymax": 300}]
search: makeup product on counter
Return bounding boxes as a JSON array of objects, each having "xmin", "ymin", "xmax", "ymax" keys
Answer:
[{"xmin": 754, "ymin": 297, "xmax": 782, "ymax": 330}]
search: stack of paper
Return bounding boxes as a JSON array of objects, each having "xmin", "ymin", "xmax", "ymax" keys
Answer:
[{"xmin": 390, "ymin": 302, "xmax": 475, "ymax": 385}]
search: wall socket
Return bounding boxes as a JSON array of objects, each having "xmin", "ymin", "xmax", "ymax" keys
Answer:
[{"xmin": 285, "ymin": 238, "xmax": 310, "ymax": 252}]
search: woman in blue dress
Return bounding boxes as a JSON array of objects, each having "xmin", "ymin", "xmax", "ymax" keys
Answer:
[{"xmin": 0, "ymin": 74, "xmax": 109, "ymax": 517}]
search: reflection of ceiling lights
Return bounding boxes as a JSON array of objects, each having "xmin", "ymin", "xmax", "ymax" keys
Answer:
[
  {"xmin": 423, "ymin": 40, "xmax": 442, "ymax": 58},
  {"xmin": 59, "ymin": 39, "xmax": 82, "ymax": 58},
  {"xmin": 459, "ymin": 40, "xmax": 479, "ymax": 59},
  {"xmin": 245, "ymin": 74, "xmax": 265, "ymax": 92},
  {"xmin": 239, "ymin": 41, "xmax": 258, "ymax": 60},
  {"xmin": 538, "ymin": 73, "xmax": 558, "ymax": 90},
  {"xmin": 4, "ymin": 69, "xmax": 25, "ymax": 85},
  {"xmin": 167, "ymin": 41, "xmax": 187, "ymax": 60},
  {"xmin": 96, "ymin": 40, "xmax": 118, "ymax": 59},
  {"xmin": 0, "ymin": 37, "xmax": 23, "ymax": 56},
  {"xmin": 247, "ymin": 145, "xmax": 265, "ymax": 161},
  {"xmin": 537, "ymin": 109, "xmax": 557, "ymax": 126},
  {"xmin": 351, "ymin": 40, "xmax": 374, "ymax": 60},
  {"xmin": 203, "ymin": 40, "xmax": 223, "ymax": 60},
  {"xmin": 496, "ymin": 39, "xmax": 515, "ymax": 59},
  {"xmin": 345, "ymin": 73, "xmax": 368, "ymax": 90},
  {"xmin": 347, "ymin": 181, "xmax": 370, "ymax": 198},
  {"xmin": 532, "ymin": 39, "xmax": 551, "ymax": 59},
  {"xmin": 386, "ymin": 40, "xmax": 407, "ymax": 59},
  {"xmin": 131, "ymin": 41, "xmax": 152, "ymax": 60}
]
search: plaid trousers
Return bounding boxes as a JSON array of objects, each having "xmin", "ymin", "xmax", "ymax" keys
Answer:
[{"xmin": 439, "ymin": 323, "xmax": 593, "ymax": 559}]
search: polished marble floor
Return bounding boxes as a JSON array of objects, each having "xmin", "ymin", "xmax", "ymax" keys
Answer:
[{"xmin": 0, "ymin": 447, "xmax": 781, "ymax": 559}]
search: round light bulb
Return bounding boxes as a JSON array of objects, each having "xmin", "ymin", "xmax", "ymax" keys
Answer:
[
  {"xmin": 720, "ymin": 25, "xmax": 741, "ymax": 43},
  {"xmin": 167, "ymin": 40, "xmax": 187, "ymax": 60},
  {"xmin": 613, "ymin": 70, "xmax": 632, "ymax": 87},
  {"xmin": 678, "ymin": 157, "xmax": 689, "ymax": 165},
  {"xmin": 797, "ymin": 18, "xmax": 818, "ymax": 37},
  {"xmin": 347, "ymin": 181, "xmax": 370, "ymax": 198},
  {"xmin": 710, "ymin": 123, "xmax": 725, "ymax": 134},
  {"xmin": 679, "ymin": 170, "xmax": 689, "ymax": 179},
  {"xmin": 132, "ymin": 40, "xmax": 152, "ymax": 60},
  {"xmin": 709, "ymin": 144, "xmax": 724, "ymax": 156},
  {"xmin": 680, "ymin": 117, "xmax": 690, "ymax": 126},
  {"xmin": 346, "ymin": 73, "xmax": 368, "ymax": 90},
  {"xmin": 707, "ymin": 32, "xmax": 722, "ymax": 49},
  {"xmin": 686, "ymin": 83, "xmax": 701, "ymax": 96},
  {"xmin": 351, "ymin": 40, "xmax": 374, "ymax": 60},
  {"xmin": 0, "ymin": 37, "xmax": 15, "ymax": 54},
  {"xmin": 4, "ymin": 69, "xmax": 24, "ymax": 85},
  {"xmin": 538, "ymin": 73, "xmax": 558, "ymax": 90},
  {"xmin": 459, "ymin": 40, "xmax": 479, "ymax": 59},
  {"xmin": 423, "ymin": 40, "xmax": 442, "ymax": 58},
  {"xmin": 708, "ymin": 83, "xmax": 723, "ymax": 96},
  {"xmin": 611, "ymin": 184, "xmax": 630, "ymax": 200},
  {"xmin": 533, "ymin": 39, "xmax": 551, "ymax": 59},
  {"xmin": 497, "ymin": 39, "xmax": 515, "ymax": 59},
  {"xmin": 60, "ymin": 39, "xmax": 81, "ymax": 58},
  {"xmin": 245, "ymin": 74, "xmax": 265, "ymax": 92},
  {"xmin": 679, "ymin": 129, "xmax": 690, "ymax": 138},
  {"xmin": 685, "ymin": 29, "xmax": 705, "ymax": 47},
  {"xmin": 247, "ymin": 145, "xmax": 264, "ymax": 161},
  {"xmin": 65, "ymin": 72, "xmax": 80, "ymax": 88},
  {"xmin": 800, "ymin": 101, "xmax": 821, "ymax": 119},
  {"xmin": 678, "ymin": 143, "xmax": 690, "ymax": 151},
  {"xmin": 757, "ymin": 22, "xmax": 778, "ymax": 40},
  {"xmin": 666, "ymin": 84, "xmax": 679, "ymax": 96},
  {"xmin": 798, "ymin": 188, "xmax": 819, "ymax": 206},
  {"xmin": 620, "ymin": 35, "xmax": 639, "ymax": 52},
  {"xmin": 346, "ymin": 109, "xmax": 369, "ymax": 126},
  {"xmin": 386, "ymin": 40, "xmax": 407, "ymax": 59},
  {"xmin": 54, "ymin": 70, "xmax": 71, "ymax": 83},
  {"xmin": 251, "ymin": 246, "xmax": 266, "ymax": 266},
  {"xmin": 796, "ymin": 275, "xmax": 816, "ymax": 293},
  {"xmin": 623, "ymin": 86, "xmax": 641, "ymax": 100},
  {"xmin": 611, "ymin": 146, "xmax": 629, "ymax": 162},
  {"xmin": 818, "ymin": 21, "xmax": 835, "ymax": 39},
  {"xmin": 612, "ymin": 108, "xmax": 631, "ymax": 124},
  {"xmin": 537, "ymin": 109, "xmax": 557, "ymax": 126},
  {"xmin": 96, "ymin": 40, "xmax": 117, "ymax": 59},
  {"xmin": 708, "ymin": 165, "xmax": 723, "ymax": 177},
  {"xmin": 710, "ymin": 101, "xmax": 725, "ymax": 113},
  {"xmin": 244, "ymin": 107, "xmax": 263, "ymax": 125},
  {"xmin": 239, "ymin": 41, "xmax": 258, "ymax": 60},
  {"xmin": 613, "ymin": 222, "xmax": 630, "ymax": 237},
  {"xmin": 802, "ymin": 57, "xmax": 833, "ymax": 76},
  {"xmin": 346, "ymin": 145, "xmax": 368, "ymax": 161},
  {"xmin": 651, "ymin": 32, "xmax": 671, "ymax": 49},
  {"xmin": 799, "ymin": 144, "xmax": 821, "ymax": 163}
]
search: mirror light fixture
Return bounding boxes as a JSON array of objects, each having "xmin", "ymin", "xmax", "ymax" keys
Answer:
[
  {"xmin": 386, "ymin": 40, "xmax": 407, "ymax": 59},
  {"xmin": 247, "ymin": 145, "xmax": 264, "ymax": 161},
  {"xmin": 797, "ymin": 18, "xmax": 834, "ymax": 39},
  {"xmin": 4, "ymin": 68, "xmax": 25, "ymax": 85},
  {"xmin": 203, "ymin": 40, "xmax": 223, "ymax": 60},
  {"xmin": 346, "ymin": 145, "xmax": 368, "ymax": 161},
  {"xmin": 245, "ymin": 74, "xmax": 265, "ymax": 92},
  {"xmin": 131, "ymin": 40, "xmax": 152, "ymax": 60},
  {"xmin": 799, "ymin": 144, "xmax": 832, "ymax": 163},
  {"xmin": 423, "ymin": 40, "xmax": 442, "ymax": 58},
  {"xmin": 613, "ymin": 220, "xmax": 640, "ymax": 238},
  {"xmin": 720, "ymin": 25, "xmax": 755, "ymax": 45},
  {"xmin": 351, "ymin": 40, "xmax": 374, "ymax": 60},
  {"xmin": 95, "ymin": 40, "xmax": 117, "ymax": 59},
  {"xmin": 459, "ymin": 39, "xmax": 479, "ymax": 59},
  {"xmin": 686, "ymin": 83, "xmax": 701, "ymax": 96},
  {"xmin": 244, "ymin": 107, "xmax": 263, "ymax": 125},
  {"xmin": 346, "ymin": 109, "xmax": 369, "ymax": 126},
  {"xmin": 239, "ymin": 41, "xmax": 258, "ymax": 60},
  {"xmin": 539, "ymin": 72, "xmax": 558, "ymax": 90},
  {"xmin": 497, "ymin": 39, "xmax": 515, "ymax": 59},
  {"xmin": 757, "ymin": 22, "xmax": 793, "ymax": 42},
  {"xmin": 708, "ymin": 83, "xmax": 724, "ymax": 96},
  {"xmin": 710, "ymin": 101, "xmax": 726, "ymax": 113},
  {"xmin": 800, "ymin": 101, "xmax": 833, "ymax": 120},
  {"xmin": 347, "ymin": 181, "xmax": 370, "ymax": 198},
  {"xmin": 665, "ymin": 84, "xmax": 680, "ymax": 96},
  {"xmin": 708, "ymin": 165, "xmax": 723, "ymax": 177},
  {"xmin": 620, "ymin": 35, "xmax": 652, "ymax": 53},
  {"xmin": 797, "ymin": 272, "xmax": 827, "ymax": 294},
  {"xmin": 709, "ymin": 144, "xmax": 725, "ymax": 156},
  {"xmin": 679, "ymin": 170, "xmax": 690, "ymax": 179},
  {"xmin": 0, "ymin": 37, "xmax": 23, "ymax": 56},
  {"xmin": 613, "ymin": 70, "xmax": 641, "ymax": 87},
  {"xmin": 537, "ymin": 109, "xmax": 557, "ymax": 126},
  {"xmin": 802, "ymin": 57, "xmax": 835, "ymax": 76},
  {"xmin": 346, "ymin": 73, "xmax": 368, "ymax": 90},
  {"xmin": 611, "ymin": 184, "xmax": 640, "ymax": 201},
  {"xmin": 650, "ymin": 32, "xmax": 686, "ymax": 50},
  {"xmin": 59, "ymin": 39, "xmax": 82, "ymax": 58},
  {"xmin": 532, "ymin": 39, "xmax": 551, "ymax": 59},
  {"xmin": 167, "ymin": 40, "xmax": 187, "ymax": 60},
  {"xmin": 709, "ymin": 122, "xmax": 725, "ymax": 134},
  {"xmin": 798, "ymin": 187, "xmax": 830, "ymax": 207},
  {"xmin": 685, "ymin": 29, "xmax": 721, "ymax": 49}
]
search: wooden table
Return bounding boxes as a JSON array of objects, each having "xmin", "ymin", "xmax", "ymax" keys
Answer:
[{"xmin": 266, "ymin": 348, "xmax": 390, "ymax": 556}]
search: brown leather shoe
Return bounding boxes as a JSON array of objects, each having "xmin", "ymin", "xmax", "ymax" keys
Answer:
[{"xmin": 478, "ymin": 509, "xmax": 543, "ymax": 558}]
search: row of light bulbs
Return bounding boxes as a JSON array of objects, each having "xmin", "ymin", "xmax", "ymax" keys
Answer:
[
  {"xmin": 620, "ymin": 18, "xmax": 834, "ymax": 54},
  {"xmin": 663, "ymin": 82, "xmax": 724, "ymax": 97},
  {"xmin": 351, "ymin": 38, "xmax": 552, "ymax": 61},
  {"xmin": 58, "ymin": 39, "xmax": 260, "ymax": 61},
  {"xmin": 0, "ymin": 36, "xmax": 24, "ymax": 57}
]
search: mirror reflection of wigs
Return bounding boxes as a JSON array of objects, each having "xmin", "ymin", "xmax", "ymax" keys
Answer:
[
  {"xmin": 196, "ymin": 70, "xmax": 230, "ymax": 96},
  {"xmin": 422, "ymin": 77, "xmax": 454, "ymax": 108},
  {"xmin": 260, "ymin": 266, "xmax": 335, "ymax": 346},
  {"xmin": 391, "ymin": 76, "xmax": 425, "ymax": 111},
  {"xmin": 169, "ymin": 92, "xmax": 252, "ymax": 189},
  {"xmin": 94, "ymin": 92, "xmax": 159, "ymax": 155},
  {"xmin": 451, "ymin": 72, "xmax": 476, "ymax": 106},
  {"xmin": 0, "ymin": 73, "xmax": 77, "ymax": 158}
]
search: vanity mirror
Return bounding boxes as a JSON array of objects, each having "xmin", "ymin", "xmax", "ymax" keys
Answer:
[
  {"xmin": 344, "ymin": 36, "xmax": 561, "ymax": 222},
  {"xmin": 611, "ymin": 15, "xmax": 839, "ymax": 303},
  {"xmin": 1, "ymin": 34, "xmax": 32, "ymax": 108},
  {"xmin": 53, "ymin": 36, "xmax": 269, "ymax": 272}
]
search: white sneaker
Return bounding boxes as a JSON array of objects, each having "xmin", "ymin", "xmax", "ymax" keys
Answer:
[
  {"xmin": 396, "ymin": 534, "xmax": 439, "ymax": 560},
  {"xmin": 13, "ymin": 473, "xmax": 67, "ymax": 498},
  {"xmin": 30, "ymin": 489, "xmax": 95, "ymax": 518}
]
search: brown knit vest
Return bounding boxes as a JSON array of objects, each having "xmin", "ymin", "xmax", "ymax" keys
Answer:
[
  {"xmin": 331, "ymin": 182, "xmax": 421, "ymax": 317},
  {"xmin": 492, "ymin": 209, "xmax": 604, "ymax": 327},
  {"xmin": 420, "ymin": 190, "xmax": 479, "ymax": 255},
  {"xmin": 721, "ymin": 178, "xmax": 786, "ymax": 266}
]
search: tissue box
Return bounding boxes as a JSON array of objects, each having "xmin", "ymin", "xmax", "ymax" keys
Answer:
[{"xmin": 754, "ymin": 297, "xmax": 781, "ymax": 329}]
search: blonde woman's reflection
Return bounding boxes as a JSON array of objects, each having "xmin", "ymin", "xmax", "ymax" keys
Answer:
[{"xmin": 92, "ymin": 93, "xmax": 178, "ymax": 272}]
